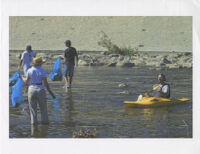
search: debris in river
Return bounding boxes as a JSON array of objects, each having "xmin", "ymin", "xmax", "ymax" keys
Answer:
[
  {"xmin": 118, "ymin": 83, "xmax": 128, "ymax": 88},
  {"xmin": 72, "ymin": 128, "xmax": 97, "ymax": 138},
  {"xmin": 118, "ymin": 90, "xmax": 132, "ymax": 95}
]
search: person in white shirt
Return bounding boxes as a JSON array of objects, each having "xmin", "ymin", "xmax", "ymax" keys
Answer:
[
  {"xmin": 22, "ymin": 57, "xmax": 55, "ymax": 125},
  {"xmin": 19, "ymin": 45, "xmax": 36, "ymax": 76},
  {"xmin": 145, "ymin": 73, "xmax": 170, "ymax": 98}
]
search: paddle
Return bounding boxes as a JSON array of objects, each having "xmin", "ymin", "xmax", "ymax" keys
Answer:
[{"xmin": 137, "ymin": 84, "xmax": 160, "ymax": 100}]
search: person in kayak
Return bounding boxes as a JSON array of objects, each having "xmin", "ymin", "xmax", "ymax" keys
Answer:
[
  {"xmin": 60, "ymin": 40, "xmax": 78, "ymax": 88},
  {"xmin": 22, "ymin": 57, "xmax": 56, "ymax": 125},
  {"xmin": 145, "ymin": 73, "xmax": 170, "ymax": 98}
]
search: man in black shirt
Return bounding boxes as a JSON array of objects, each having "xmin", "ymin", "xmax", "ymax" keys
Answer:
[{"xmin": 61, "ymin": 40, "xmax": 78, "ymax": 88}]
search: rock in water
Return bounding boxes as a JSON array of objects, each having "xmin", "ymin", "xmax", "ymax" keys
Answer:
[
  {"xmin": 118, "ymin": 90, "xmax": 131, "ymax": 94},
  {"xmin": 118, "ymin": 83, "xmax": 128, "ymax": 88},
  {"xmin": 78, "ymin": 60, "xmax": 89, "ymax": 66},
  {"xmin": 107, "ymin": 62, "xmax": 117, "ymax": 67}
]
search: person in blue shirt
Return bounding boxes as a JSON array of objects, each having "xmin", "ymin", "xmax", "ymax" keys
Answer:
[
  {"xmin": 60, "ymin": 40, "xmax": 78, "ymax": 88},
  {"xmin": 22, "ymin": 57, "xmax": 55, "ymax": 125},
  {"xmin": 19, "ymin": 45, "xmax": 36, "ymax": 76}
]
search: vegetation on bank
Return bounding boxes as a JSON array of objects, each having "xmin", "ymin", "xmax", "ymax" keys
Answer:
[{"xmin": 98, "ymin": 31, "xmax": 138, "ymax": 56}]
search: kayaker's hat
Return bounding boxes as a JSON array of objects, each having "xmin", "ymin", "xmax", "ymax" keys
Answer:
[
  {"xmin": 26, "ymin": 45, "xmax": 32, "ymax": 50},
  {"xmin": 64, "ymin": 40, "xmax": 71, "ymax": 46},
  {"xmin": 31, "ymin": 57, "xmax": 46, "ymax": 66}
]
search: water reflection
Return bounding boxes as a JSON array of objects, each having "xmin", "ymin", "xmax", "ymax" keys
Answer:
[
  {"xmin": 48, "ymin": 93, "xmax": 62, "ymax": 123},
  {"xmin": 63, "ymin": 89, "xmax": 75, "ymax": 127},
  {"xmin": 31, "ymin": 124, "xmax": 49, "ymax": 137},
  {"xmin": 125, "ymin": 107, "xmax": 169, "ymax": 122}
]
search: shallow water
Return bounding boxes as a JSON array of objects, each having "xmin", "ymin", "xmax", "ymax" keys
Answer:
[{"xmin": 9, "ymin": 67, "xmax": 192, "ymax": 138}]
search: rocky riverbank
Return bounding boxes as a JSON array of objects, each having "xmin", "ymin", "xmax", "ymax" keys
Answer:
[{"xmin": 11, "ymin": 51, "xmax": 192, "ymax": 70}]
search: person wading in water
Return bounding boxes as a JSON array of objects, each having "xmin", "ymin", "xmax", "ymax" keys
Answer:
[
  {"xmin": 19, "ymin": 45, "xmax": 36, "ymax": 77},
  {"xmin": 60, "ymin": 40, "xmax": 78, "ymax": 88},
  {"xmin": 22, "ymin": 57, "xmax": 56, "ymax": 125}
]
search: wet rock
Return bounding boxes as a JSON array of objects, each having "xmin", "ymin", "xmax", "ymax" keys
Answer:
[
  {"xmin": 161, "ymin": 57, "xmax": 172, "ymax": 64},
  {"xmin": 109, "ymin": 54, "xmax": 120, "ymax": 57},
  {"xmin": 90, "ymin": 58, "xmax": 104, "ymax": 66},
  {"xmin": 98, "ymin": 57, "xmax": 109, "ymax": 64},
  {"xmin": 180, "ymin": 63, "xmax": 192, "ymax": 68},
  {"xmin": 78, "ymin": 60, "xmax": 89, "ymax": 66},
  {"xmin": 110, "ymin": 57, "xmax": 118, "ymax": 63},
  {"xmin": 178, "ymin": 56, "xmax": 192, "ymax": 64},
  {"xmin": 145, "ymin": 61, "xmax": 158, "ymax": 67},
  {"xmin": 107, "ymin": 62, "xmax": 117, "ymax": 67},
  {"xmin": 116, "ymin": 61, "xmax": 135, "ymax": 67},
  {"xmin": 155, "ymin": 55, "xmax": 164, "ymax": 60},
  {"xmin": 118, "ymin": 83, "xmax": 128, "ymax": 88},
  {"xmin": 37, "ymin": 53, "xmax": 49, "ymax": 58},
  {"xmin": 167, "ymin": 54, "xmax": 179, "ymax": 63},
  {"xmin": 177, "ymin": 53, "xmax": 184, "ymax": 58},
  {"xmin": 123, "ymin": 56, "xmax": 131, "ymax": 61},
  {"xmin": 9, "ymin": 50, "xmax": 192, "ymax": 69},
  {"xmin": 123, "ymin": 62, "xmax": 135, "ymax": 67},
  {"xmin": 184, "ymin": 52, "xmax": 192, "ymax": 56},
  {"xmin": 165, "ymin": 64, "xmax": 180, "ymax": 69},
  {"xmin": 118, "ymin": 90, "xmax": 132, "ymax": 94},
  {"xmin": 90, "ymin": 61, "xmax": 104, "ymax": 66},
  {"xmin": 101, "ymin": 51, "xmax": 109, "ymax": 55},
  {"xmin": 116, "ymin": 61, "xmax": 124, "ymax": 67},
  {"xmin": 118, "ymin": 56, "xmax": 124, "ymax": 61},
  {"xmin": 82, "ymin": 54, "xmax": 92, "ymax": 61},
  {"xmin": 132, "ymin": 58, "xmax": 145, "ymax": 66},
  {"xmin": 160, "ymin": 63, "xmax": 166, "ymax": 66}
]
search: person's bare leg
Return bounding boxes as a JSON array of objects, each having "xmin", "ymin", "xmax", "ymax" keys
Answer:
[{"xmin": 64, "ymin": 76, "xmax": 71, "ymax": 88}]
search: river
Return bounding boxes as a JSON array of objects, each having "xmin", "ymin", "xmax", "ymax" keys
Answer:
[{"xmin": 9, "ymin": 66, "xmax": 192, "ymax": 138}]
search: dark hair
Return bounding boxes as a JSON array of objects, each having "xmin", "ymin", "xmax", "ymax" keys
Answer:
[
  {"xmin": 64, "ymin": 40, "xmax": 71, "ymax": 46},
  {"xmin": 158, "ymin": 73, "xmax": 166, "ymax": 81},
  {"xmin": 26, "ymin": 45, "xmax": 32, "ymax": 50}
]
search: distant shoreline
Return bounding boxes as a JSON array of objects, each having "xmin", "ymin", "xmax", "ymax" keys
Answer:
[
  {"xmin": 9, "ymin": 50, "xmax": 192, "ymax": 55},
  {"xmin": 9, "ymin": 49, "xmax": 192, "ymax": 69}
]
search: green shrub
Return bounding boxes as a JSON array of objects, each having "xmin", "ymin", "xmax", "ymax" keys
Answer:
[{"xmin": 98, "ymin": 31, "xmax": 138, "ymax": 55}]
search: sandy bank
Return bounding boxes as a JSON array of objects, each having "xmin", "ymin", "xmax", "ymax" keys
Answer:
[{"xmin": 9, "ymin": 16, "xmax": 192, "ymax": 52}]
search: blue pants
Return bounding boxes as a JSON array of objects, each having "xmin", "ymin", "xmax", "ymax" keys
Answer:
[{"xmin": 64, "ymin": 63, "xmax": 74, "ymax": 78}]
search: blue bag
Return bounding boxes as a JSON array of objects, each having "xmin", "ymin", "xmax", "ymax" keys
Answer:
[
  {"xmin": 11, "ymin": 77, "xmax": 24, "ymax": 107},
  {"xmin": 9, "ymin": 70, "xmax": 20, "ymax": 86},
  {"xmin": 49, "ymin": 57, "xmax": 63, "ymax": 81}
]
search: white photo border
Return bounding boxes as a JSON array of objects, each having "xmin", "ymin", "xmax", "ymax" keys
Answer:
[{"xmin": 1, "ymin": 0, "xmax": 200, "ymax": 154}]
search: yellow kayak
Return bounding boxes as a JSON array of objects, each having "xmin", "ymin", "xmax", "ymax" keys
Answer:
[{"xmin": 124, "ymin": 97, "xmax": 190, "ymax": 108}]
